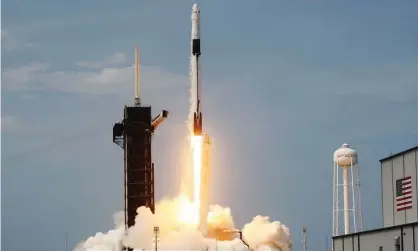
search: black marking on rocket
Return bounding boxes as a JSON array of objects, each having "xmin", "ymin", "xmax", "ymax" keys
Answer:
[{"xmin": 192, "ymin": 39, "xmax": 201, "ymax": 56}]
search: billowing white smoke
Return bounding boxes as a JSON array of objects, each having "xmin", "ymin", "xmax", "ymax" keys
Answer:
[
  {"xmin": 74, "ymin": 212, "xmax": 125, "ymax": 251},
  {"xmin": 74, "ymin": 196, "xmax": 292, "ymax": 251},
  {"xmin": 207, "ymin": 204, "xmax": 235, "ymax": 231},
  {"xmin": 242, "ymin": 216, "xmax": 292, "ymax": 251}
]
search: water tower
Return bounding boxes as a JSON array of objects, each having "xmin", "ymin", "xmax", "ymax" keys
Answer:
[{"xmin": 332, "ymin": 143, "xmax": 363, "ymax": 236}]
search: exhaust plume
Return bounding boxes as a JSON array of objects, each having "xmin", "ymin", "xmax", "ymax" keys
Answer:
[{"xmin": 75, "ymin": 195, "xmax": 292, "ymax": 251}]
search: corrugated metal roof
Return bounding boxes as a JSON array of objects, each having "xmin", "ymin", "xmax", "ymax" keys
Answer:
[
  {"xmin": 332, "ymin": 221, "xmax": 418, "ymax": 239},
  {"xmin": 379, "ymin": 146, "xmax": 418, "ymax": 162}
]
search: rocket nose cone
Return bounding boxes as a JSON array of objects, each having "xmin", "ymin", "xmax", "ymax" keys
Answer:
[{"xmin": 192, "ymin": 4, "xmax": 199, "ymax": 12}]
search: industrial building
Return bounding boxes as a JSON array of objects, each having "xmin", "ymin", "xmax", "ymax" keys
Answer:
[{"xmin": 333, "ymin": 146, "xmax": 418, "ymax": 250}]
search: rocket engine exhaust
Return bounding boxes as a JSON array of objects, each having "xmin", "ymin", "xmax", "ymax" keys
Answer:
[{"xmin": 193, "ymin": 112, "xmax": 203, "ymax": 135}]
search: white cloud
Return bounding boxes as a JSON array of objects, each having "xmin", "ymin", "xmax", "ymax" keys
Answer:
[
  {"xmin": 1, "ymin": 29, "xmax": 38, "ymax": 51},
  {"xmin": 76, "ymin": 52, "xmax": 128, "ymax": 69},
  {"xmin": 2, "ymin": 53, "xmax": 188, "ymax": 95},
  {"xmin": 1, "ymin": 116, "xmax": 22, "ymax": 132}
]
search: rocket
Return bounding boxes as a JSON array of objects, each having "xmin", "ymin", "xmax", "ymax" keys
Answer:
[{"xmin": 191, "ymin": 4, "xmax": 203, "ymax": 136}]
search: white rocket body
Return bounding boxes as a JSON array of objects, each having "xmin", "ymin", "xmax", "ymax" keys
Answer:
[{"xmin": 191, "ymin": 4, "xmax": 202, "ymax": 135}]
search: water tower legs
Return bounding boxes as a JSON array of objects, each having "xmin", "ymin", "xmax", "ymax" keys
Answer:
[
  {"xmin": 343, "ymin": 167, "xmax": 350, "ymax": 235},
  {"xmin": 333, "ymin": 143, "xmax": 363, "ymax": 236},
  {"xmin": 333, "ymin": 162, "xmax": 363, "ymax": 236}
]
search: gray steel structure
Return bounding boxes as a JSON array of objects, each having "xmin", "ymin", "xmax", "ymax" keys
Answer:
[{"xmin": 333, "ymin": 146, "xmax": 418, "ymax": 251}]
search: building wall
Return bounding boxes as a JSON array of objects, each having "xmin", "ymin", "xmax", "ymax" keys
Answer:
[
  {"xmin": 381, "ymin": 147, "xmax": 418, "ymax": 227},
  {"xmin": 382, "ymin": 159, "xmax": 394, "ymax": 227},
  {"xmin": 333, "ymin": 223, "xmax": 418, "ymax": 251}
]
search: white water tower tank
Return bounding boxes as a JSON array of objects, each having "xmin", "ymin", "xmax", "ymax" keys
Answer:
[{"xmin": 333, "ymin": 143, "xmax": 358, "ymax": 167}]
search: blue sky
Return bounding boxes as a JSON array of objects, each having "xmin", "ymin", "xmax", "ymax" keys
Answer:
[{"xmin": 2, "ymin": 1, "xmax": 418, "ymax": 251}]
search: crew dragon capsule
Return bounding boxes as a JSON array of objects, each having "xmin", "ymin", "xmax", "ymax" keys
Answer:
[{"xmin": 191, "ymin": 4, "xmax": 203, "ymax": 135}]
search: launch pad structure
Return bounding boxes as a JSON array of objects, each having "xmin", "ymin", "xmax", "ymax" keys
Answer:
[{"xmin": 112, "ymin": 46, "xmax": 168, "ymax": 249}]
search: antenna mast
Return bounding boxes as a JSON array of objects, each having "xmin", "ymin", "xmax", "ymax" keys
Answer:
[
  {"xmin": 302, "ymin": 227, "xmax": 307, "ymax": 251},
  {"xmin": 65, "ymin": 230, "xmax": 68, "ymax": 251},
  {"xmin": 134, "ymin": 46, "xmax": 141, "ymax": 106}
]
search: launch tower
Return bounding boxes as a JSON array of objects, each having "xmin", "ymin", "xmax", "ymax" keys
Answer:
[{"xmin": 112, "ymin": 47, "xmax": 168, "ymax": 250}]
